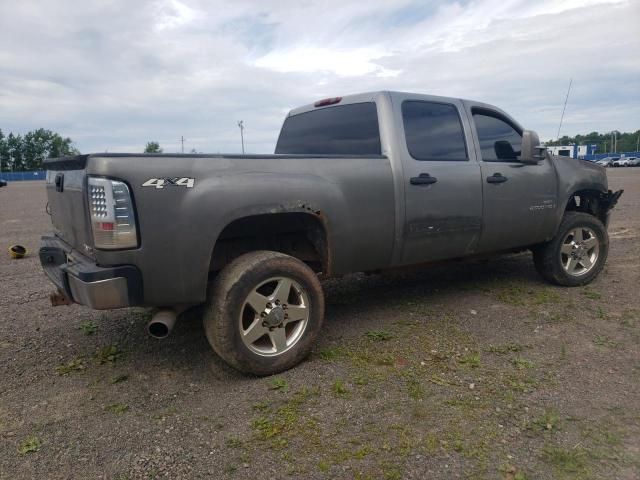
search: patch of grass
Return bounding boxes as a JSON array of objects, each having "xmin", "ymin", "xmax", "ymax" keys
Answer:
[
  {"xmin": 105, "ymin": 403, "xmax": 129, "ymax": 414},
  {"xmin": 581, "ymin": 289, "xmax": 601, "ymax": 300},
  {"xmin": 499, "ymin": 463, "xmax": 528, "ymax": 480},
  {"xmin": 532, "ymin": 289, "xmax": 561, "ymax": 305},
  {"xmin": 55, "ymin": 357, "xmax": 85, "ymax": 375},
  {"xmin": 487, "ymin": 343, "xmax": 523, "ymax": 355},
  {"xmin": 495, "ymin": 283, "xmax": 527, "ymax": 306},
  {"xmin": 406, "ymin": 377, "xmax": 425, "ymax": 400},
  {"xmin": 354, "ymin": 445, "xmax": 373, "ymax": 459},
  {"xmin": 251, "ymin": 387, "xmax": 317, "ymax": 445},
  {"xmin": 530, "ymin": 409, "xmax": 561, "ymax": 432},
  {"xmin": 381, "ymin": 463, "xmax": 402, "ymax": 480},
  {"xmin": 365, "ymin": 330, "xmax": 394, "ymax": 342},
  {"xmin": 252, "ymin": 401, "xmax": 270, "ymax": 412},
  {"xmin": 95, "ymin": 344, "xmax": 122, "ymax": 364},
  {"xmin": 494, "ymin": 284, "xmax": 560, "ymax": 306},
  {"xmin": 458, "ymin": 352, "xmax": 481, "ymax": 368},
  {"xmin": 110, "ymin": 374, "xmax": 129, "ymax": 384},
  {"xmin": 269, "ymin": 377, "xmax": 289, "ymax": 391},
  {"xmin": 593, "ymin": 335, "xmax": 618, "ymax": 348},
  {"xmin": 317, "ymin": 460, "xmax": 330, "ymax": 472},
  {"xmin": 429, "ymin": 374, "xmax": 456, "ymax": 387},
  {"xmin": 353, "ymin": 374, "xmax": 369, "ymax": 386},
  {"xmin": 225, "ymin": 437, "xmax": 243, "ymax": 449},
  {"xmin": 513, "ymin": 357, "xmax": 535, "ymax": 370},
  {"xmin": 78, "ymin": 320, "xmax": 97, "ymax": 335},
  {"xmin": 507, "ymin": 375, "xmax": 538, "ymax": 393},
  {"xmin": 17, "ymin": 436, "xmax": 41, "ymax": 455},
  {"xmin": 332, "ymin": 380, "xmax": 349, "ymax": 397},
  {"xmin": 318, "ymin": 346, "xmax": 345, "ymax": 361},
  {"xmin": 542, "ymin": 445, "xmax": 589, "ymax": 476}
]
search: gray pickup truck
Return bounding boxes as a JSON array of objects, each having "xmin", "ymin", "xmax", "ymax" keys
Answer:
[{"xmin": 40, "ymin": 91, "xmax": 622, "ymax": 375}]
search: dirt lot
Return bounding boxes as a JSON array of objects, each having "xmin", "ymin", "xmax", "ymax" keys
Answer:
[{"xmin": 1, "ymin": 170, "xmax": 639, "ymax": 480}]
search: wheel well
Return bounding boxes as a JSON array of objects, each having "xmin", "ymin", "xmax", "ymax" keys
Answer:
[
  {"xmin": 209, "ymin": 213, "xmax": 329, "ymax": 274},
  {"xmin": 565, "ymin": 189, "xmax": 607, "ymax": 225}
]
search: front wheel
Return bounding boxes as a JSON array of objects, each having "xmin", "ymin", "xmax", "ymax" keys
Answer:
[
  {"xmin": 203, "ymin": 251, "xmax": 325, "ymax": 375},
  {"xmin": 533, "ymin": 212, "xmax": 609, "ymax": 286}
]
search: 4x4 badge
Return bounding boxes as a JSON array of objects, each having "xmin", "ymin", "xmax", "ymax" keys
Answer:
[{"xmin": 142, "ymin": 177, "xmax": 195, "ymax": 189}]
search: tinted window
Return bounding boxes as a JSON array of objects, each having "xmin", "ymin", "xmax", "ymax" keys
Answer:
[
  {"xmin": 473, "ymin": 113, "xmax": 522, "ymax": 161},
  {"xmin": 275, "ymin": 102, "xmax": 381, "ymax": 155},
  {"xmin": 402, "ymin": 101, "xmax": 467, "ymax": 161}
]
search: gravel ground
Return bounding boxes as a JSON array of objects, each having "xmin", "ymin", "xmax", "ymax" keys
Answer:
[{"xmin": 0, "ymin": 170, "xmax": 638, "ymax": 480}]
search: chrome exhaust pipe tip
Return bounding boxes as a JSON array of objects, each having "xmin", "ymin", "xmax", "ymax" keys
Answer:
[{"xmin": 147, "ymin": 309, "xmax": 178, "ymax": 339}]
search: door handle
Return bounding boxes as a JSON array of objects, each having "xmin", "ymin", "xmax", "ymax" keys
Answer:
[
  {"xmin": 410, "ymin": 173, "xmax": 438, "ymax": 185},
  {"xmin": 486, "ymin": 173, "xmax": 508, "ymax": 184}
]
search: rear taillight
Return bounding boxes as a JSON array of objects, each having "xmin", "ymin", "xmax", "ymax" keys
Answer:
[{"xmin": 88, "ymin": 177, "xmax": 138, "ymax": 249}]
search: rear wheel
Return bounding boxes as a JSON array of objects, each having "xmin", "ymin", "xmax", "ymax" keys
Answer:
[
  {"xmin": 533, "ymin": 212, "xmax": 608, "ymax": 286},
  {"xmin": 203, "ymin": 251, "xmax": 324, "ymax": 375}
]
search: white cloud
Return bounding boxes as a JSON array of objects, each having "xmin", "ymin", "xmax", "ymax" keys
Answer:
[
  {"xmin": 154, "ymin": 0, "xmax": 197, "ymax": 31},
  {"xmin": 255, "ymin": 46, "xmax": 401, "ymax": 77},
  {"xmin": 0, "ymin": 0, "xmax": 637, "ymax": 154}
]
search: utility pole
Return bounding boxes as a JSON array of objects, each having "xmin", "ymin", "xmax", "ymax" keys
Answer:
[
  {"xmin": 636, "ymin": 133, "xmax": 639, "ymax": 152},
  {"xmin": 237, "ymin": 120, "xmax": 245, "ymax": 154},
  {"xmin": 180, "ymin": 136, "xmax": 185, "ymax": 154}
]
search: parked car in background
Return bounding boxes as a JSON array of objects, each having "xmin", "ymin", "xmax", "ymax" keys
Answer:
[
  {"xmin": 628, "ymin": 157, "xmax": 640, "ymax": 167},
  {"xmin": 612, "ymin": 157, "xmax": 633, "ymax": 167},
  {"xmin": 596, "ymin": 157, "xmax": 617, "ymax": 167},
  {"xmin": 0, "ymin": 179, "xmax": 7, "ymax": 187}
]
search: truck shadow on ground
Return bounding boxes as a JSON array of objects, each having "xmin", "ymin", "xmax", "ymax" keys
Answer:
[{"xmin": 118, "ymin": 252, "xmax": 543, "ymax": 379}]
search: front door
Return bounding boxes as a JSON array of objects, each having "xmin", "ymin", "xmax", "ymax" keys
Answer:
[
  {"xmin": 396, "ymin": 97, "xmax": 483, "ymax": 265},
  {"xmin": 468, "ymin": 107, "xmax": 558, "ymax": 252}
]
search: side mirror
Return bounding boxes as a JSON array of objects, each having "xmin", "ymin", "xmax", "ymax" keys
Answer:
[{"xmin": 520, "ymin": 130, "xmax": 546, "ymax": 165}]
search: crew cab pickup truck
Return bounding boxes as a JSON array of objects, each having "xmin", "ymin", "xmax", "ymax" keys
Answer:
[{"xmin": 40, "ymin": 91, "xmax": 623, "ymax": 375}]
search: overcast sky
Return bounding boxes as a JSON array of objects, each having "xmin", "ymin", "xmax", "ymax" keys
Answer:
[{"xmin": 1, "ymin": 0, "xmax": 638, "ymax": 154}]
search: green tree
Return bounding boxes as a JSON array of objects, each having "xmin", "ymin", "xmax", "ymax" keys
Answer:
[
  {"xmin": 144, "ymin": 141, "xmax": 162, "ymax": 153},
  {"xmin": 545, "ymin": 130, "xmax": 640, "ymax": 154},
  {"xmin": 0, "ymin": 129, "xmax": 79, "ymax": 171}
]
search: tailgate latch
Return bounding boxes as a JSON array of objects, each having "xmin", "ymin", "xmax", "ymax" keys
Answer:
[{"xmin": 55, "ymin": 173, "xmax": 64, "ymax": 192}]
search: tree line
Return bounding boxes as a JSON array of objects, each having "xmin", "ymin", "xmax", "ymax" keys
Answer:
[
  {"xmin": 0, "ymin": 129, "xmax": 79, "ymax": 171},
  {"xmin": 545, "ymin": 130, "xmax": 640, "ymax": 153}
]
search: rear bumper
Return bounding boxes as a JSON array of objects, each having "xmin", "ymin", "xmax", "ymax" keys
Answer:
[{"xmin": 39, "ymin": 235, "xmax": 143, "ymax": 309}]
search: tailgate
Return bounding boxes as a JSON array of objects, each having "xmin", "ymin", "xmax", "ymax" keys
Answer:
[{"xmin": 45, "ymin": 155, "xmax": 94, "ymax": 256}]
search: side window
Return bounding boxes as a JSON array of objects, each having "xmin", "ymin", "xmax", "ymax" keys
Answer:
[
  {"xmin": 473, "ymin": 112, "xmax": 522, "ymax": 162},
  {"xmin": 402, "ymin": 101, "xmax": 468, "ymax": 161}
]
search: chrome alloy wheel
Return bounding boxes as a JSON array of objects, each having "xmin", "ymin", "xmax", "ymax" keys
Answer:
[
  {"xmin": 239, "ymin": 277, "xmax": 310, "ymax": 356},
  {"xmin": 560, "ymin": 227, "xmax": 600, "ymax": 276}
]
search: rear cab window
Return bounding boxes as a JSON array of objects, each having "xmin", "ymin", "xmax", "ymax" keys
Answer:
[{"xmin": 275, "ymin": 102, "xmax": 381, "ymax": 155}]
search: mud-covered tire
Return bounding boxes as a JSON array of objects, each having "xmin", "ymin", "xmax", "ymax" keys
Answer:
[
  {"xmin": 533, "ymin": 212, "xmax": 608, "ymax": 286},
  {"xmin": 203, "ymin": 251, "xmax": 324, "ymax": 375}
]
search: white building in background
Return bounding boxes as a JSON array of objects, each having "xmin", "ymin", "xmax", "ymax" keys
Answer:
[{"xmin": 546, "ymin": 144, "xmax": 597, "ymax": 158}]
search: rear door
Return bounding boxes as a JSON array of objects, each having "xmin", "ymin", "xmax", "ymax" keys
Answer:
[
  {"xmin": 465, "ymin": 105, "xmax": 558, "ymax": 252},
  {"xmin": 393, "ymin": 95, "xmax": 483, "ymax": 265}
]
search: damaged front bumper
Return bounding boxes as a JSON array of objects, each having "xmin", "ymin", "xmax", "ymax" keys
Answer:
[
  {"xmin": 39, "ymin": 235, "xmax": 143, "ymax": 309},
  {"xmin": 602, "ymin": 189, "xmax": 623, "ymax": 210}
]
